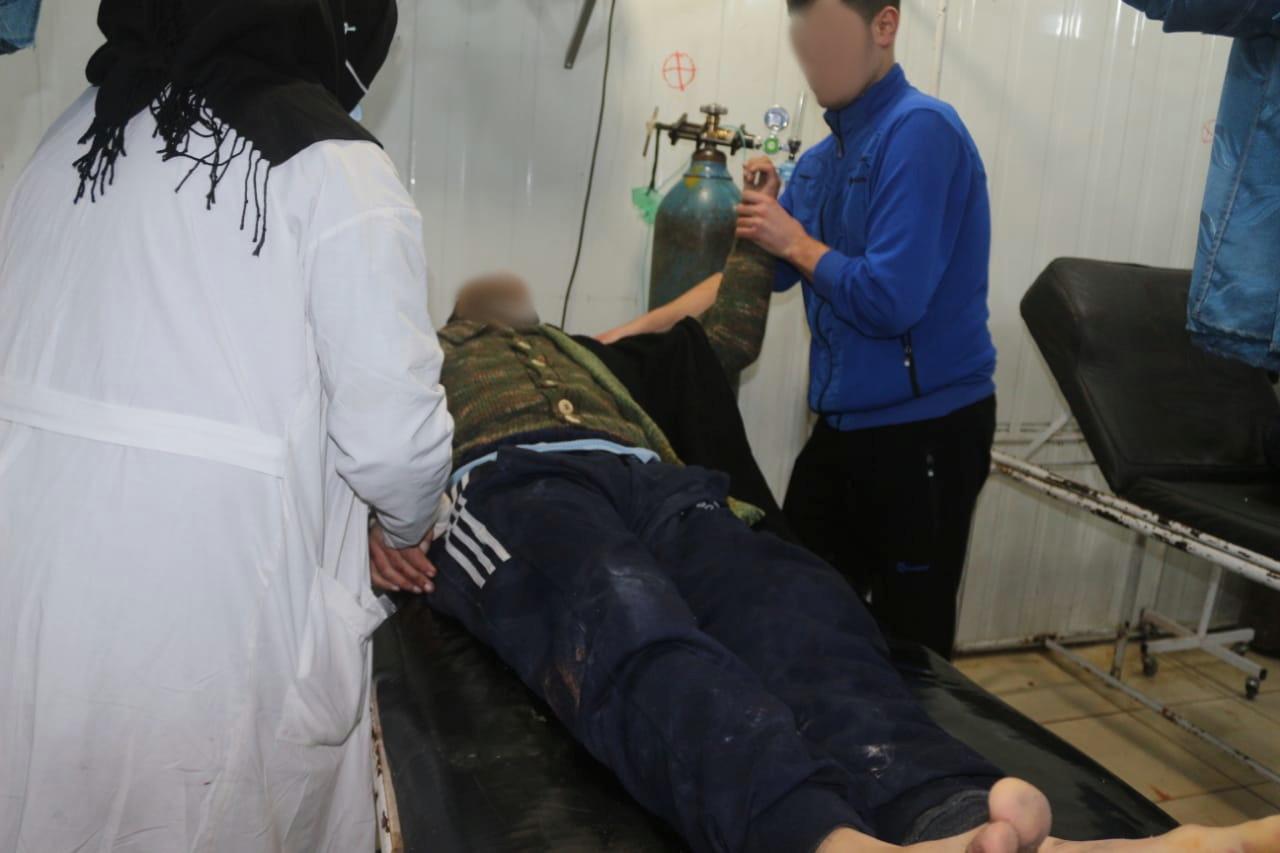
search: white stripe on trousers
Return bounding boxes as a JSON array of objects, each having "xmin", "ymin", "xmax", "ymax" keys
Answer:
[
  {"xmin": 457, "ymin": 506, "xmax": 512, "ymax": 562},
  {"xmin": 445, "ymin": 540, "xmax": 488, "ymax": 588},
  {"xmin": 450, "ymin": 523, "xmax": 497, "ymax": 576},
  {"xmin": 444, "ymin": 470, "xmax": 512, "ymax": 588}
]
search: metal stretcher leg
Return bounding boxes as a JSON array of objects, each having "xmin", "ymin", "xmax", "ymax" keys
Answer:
[{"xmin": 1112, "ymin": 533, "xmax": 1148, "ymax": 679}]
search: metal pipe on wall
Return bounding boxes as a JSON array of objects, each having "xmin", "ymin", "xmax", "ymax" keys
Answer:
[{"xmin": 930, "ymin": 0, "xmax": 948, "ymax": 97}]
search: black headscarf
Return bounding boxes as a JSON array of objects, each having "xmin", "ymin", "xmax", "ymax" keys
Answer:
[{"xmin": 75, "ymin": 0, "xmax": 398, "ymax": 253}]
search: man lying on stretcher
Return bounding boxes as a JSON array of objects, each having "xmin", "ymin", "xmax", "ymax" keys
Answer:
[{"xmin": 368, "ymin": 234, "xmax": 1280, "ymax": 853}]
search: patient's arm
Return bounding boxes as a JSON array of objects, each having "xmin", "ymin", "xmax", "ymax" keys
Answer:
[
  {"xmin": 595, "ymin": 272, "xmax": 724, "ymax": 345},
  {"xmin": 696, "ymin": 238, "xmax": 776, "ymax": 376},
  {"xmin": 595, "ymin": 239, "xmax": 774, "ymax": 377}
]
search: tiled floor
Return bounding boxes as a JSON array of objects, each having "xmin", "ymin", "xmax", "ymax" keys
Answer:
[{"xmin": 954, "ymin": 643, "xmax": 1280, "ymax": 828}]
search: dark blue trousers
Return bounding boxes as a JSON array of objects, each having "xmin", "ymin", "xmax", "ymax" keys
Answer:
[{"xmin": 428, "ymin": 449, "xmax": 1001, "ymax": 853}]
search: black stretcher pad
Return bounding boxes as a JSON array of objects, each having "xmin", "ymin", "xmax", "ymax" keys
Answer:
[
  {"xmin": 1021, "ymin": 258, "xmax": 1280, "ymax": 560},
  {"xmin": 374, "ymin": 600, "xmax": 1177, "ymax": 852}
]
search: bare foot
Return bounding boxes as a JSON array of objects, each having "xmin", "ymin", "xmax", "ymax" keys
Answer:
[
  {"xmin": 1041, "ymin": 816, "xmax": 1280, "ymax": 852},
  {"xmin": 813, "ymin": 778, "xmax": 1280, "ymax": 853},
  {"xmin": 815, "ymin": 779, "xmax": 1049, "ymax": 853}
]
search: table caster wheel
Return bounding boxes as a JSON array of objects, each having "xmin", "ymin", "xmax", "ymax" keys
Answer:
[
  {"xmin": 1246, "ymin": 678, "xmax": 1261, "ymax": 700},
  {"xmin": 1142, "ymin": 654, "xmax": 1159, "ymax": 678},
  {"xmin": 1233, "ymin": 642, "xmax": 1251, "ymax": 656}
]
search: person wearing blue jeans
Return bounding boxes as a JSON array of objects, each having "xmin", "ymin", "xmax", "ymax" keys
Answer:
[
  {"xmin": 0, "ymin": 0, "xmax": 41, "ymax": 53},
  {"xmin": 1121, "ymin": 1, "xmax": 1280, "ymax": 370}
]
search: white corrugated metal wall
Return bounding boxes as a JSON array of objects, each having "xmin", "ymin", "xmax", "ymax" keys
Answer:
[
  {"xmin": 0, "ymin": 0, "xmax": 1241, "ymax": 646},
  {"xmin": 930, "ymin": 1, "xmax": 1240, "ymax": 646}
]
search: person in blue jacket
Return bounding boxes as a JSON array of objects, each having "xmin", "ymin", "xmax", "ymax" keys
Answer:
[
  {"xmin": 738, "ymin": 0, "xmax": 995, "ymax": 658},
  {"xmin": 1121, "ymin": 0, "xmax": 1280, "ymax": 371}
]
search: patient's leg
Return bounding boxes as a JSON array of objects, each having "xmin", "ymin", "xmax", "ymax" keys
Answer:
[
  {"xmin": 818, "ymin": 778, "xmax": 1048, "ymax": 852},
  {"xmin": 427, "ymin": 449, "xmax": 866, "ymax": 853},
  {"xmin": 650, "ymin": 506, "xmax": 1003, "ymax": 844},
  {"xmin": 818, "ymin": 779, "xmax": 1280, "ymax": 852}
]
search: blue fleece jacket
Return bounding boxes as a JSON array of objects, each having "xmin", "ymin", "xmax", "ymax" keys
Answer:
[{"xmin": 776, "ymin": 65, "xmax": 996, "ymax": 430}]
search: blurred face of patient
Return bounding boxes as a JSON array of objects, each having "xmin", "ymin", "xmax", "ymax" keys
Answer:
[{"xmin": 453, "ymin": 275, "xmax": 541, "ymax": 328}]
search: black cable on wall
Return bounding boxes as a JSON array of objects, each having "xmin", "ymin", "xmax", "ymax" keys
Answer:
[{"xmin": 560, "ymin": 0, "xmax": 620, "ymax": 328}]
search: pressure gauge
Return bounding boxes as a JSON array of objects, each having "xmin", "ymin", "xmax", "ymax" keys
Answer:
[{"xmin": 764, "ymin": 106, "xmax": 791, "ymax": 133}]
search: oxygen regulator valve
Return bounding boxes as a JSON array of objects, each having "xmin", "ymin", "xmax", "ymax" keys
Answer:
[
  {"xmin": 644, "ymin": 103, "xmax": 763, "ymax": 159},
  {"xmin": 763, "ymin": 94, "xmax": 807, "ymax": 183},
  {"xmin": 643, "ymin": 99, "xmax": 805, "ymax": 178}
]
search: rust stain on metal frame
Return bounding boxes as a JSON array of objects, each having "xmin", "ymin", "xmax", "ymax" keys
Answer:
[
  {"xmin": 372, "ymin": 692, "xmax": 406, "ymax": 853},
  {"xmin": 1046, "ymin": 639, "xmax": 1280, "ymax": 785},
  {"xmin": 991, "ymin": 451, "xmax": 1280, "ymax": 589}
]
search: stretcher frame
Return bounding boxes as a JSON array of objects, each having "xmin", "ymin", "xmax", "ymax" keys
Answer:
[
  {"xmin": 373, "ymin": 693, "xmax": 405, "ymax": 853},
  {"xmin": 990, "ymin": 423, "xmax": 1279, "ymax": 785}
]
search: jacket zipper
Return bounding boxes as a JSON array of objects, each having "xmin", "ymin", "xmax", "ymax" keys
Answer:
[
  {"xmin": 813, "ymin": 191, "xmax": 836, "ymax": 413},
  {"xmin": 902, "ymin": 332, "xmax": 922, "ymax": 398}
]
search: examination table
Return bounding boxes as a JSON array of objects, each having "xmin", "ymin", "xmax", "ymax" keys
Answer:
[
  {"xmin": 1022, "ymin": 258, "xmax": 1280, "ymax": 565},
  {"xmin": 1002, "ymin": 258, "xmax": 1280, "ymax": 776}
]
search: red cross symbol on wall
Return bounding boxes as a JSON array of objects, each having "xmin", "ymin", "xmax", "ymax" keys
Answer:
[{"xmin": 662, "ymin": 52, "xmax": 697, "ymax": 92}]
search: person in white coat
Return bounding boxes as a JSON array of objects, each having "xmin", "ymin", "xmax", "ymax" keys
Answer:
[{"xmin": 0, "ymin": 1, "xmax": 453, "ymax": 851}]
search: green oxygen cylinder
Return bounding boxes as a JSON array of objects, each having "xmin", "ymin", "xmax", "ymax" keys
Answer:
[{"xmin": 648, "ymin": 147, "xmax": 741, "ymax": 311}]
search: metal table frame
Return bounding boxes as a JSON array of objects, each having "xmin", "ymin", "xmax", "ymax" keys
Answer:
[{"xmin": 991, "ymin": 422, "xmax": 1278, "ymax": 784}]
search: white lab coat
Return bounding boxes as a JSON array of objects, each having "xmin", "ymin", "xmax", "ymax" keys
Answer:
[{"xmin": 0, "ymin": 91, "xmax": 453, "ymax": 853}]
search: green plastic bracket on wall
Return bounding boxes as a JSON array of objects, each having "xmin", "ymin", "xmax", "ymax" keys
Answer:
[{"xmin": 632, "ymin": 187, "xmax": 663, "ymax": 225}]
